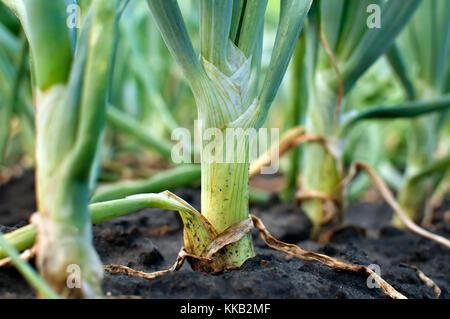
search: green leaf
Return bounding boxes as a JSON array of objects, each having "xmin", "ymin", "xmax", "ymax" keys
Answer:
[
  {"xmin": 91, "ymin": 164, "xmax": 201, "ymax": 203},
  {"xmin": 385, "ymin": 43, "xmax": 416, "ymax": 100},
  {"xmin": 0, "ymin": 232, "xmax": 59, "ymax": 299},
  {"xmin": 22, "ymin": 0, "xmax": 73, "ymax": 90},
  {"xmin": 335, "ymin": 0, "xmax": 382, "ymax": 62},
  {"xmin": 67, "ymin": 0, "xmax": 124, "ymax": 177},
  {"xmin": 0, "ymin": 21, "xmax": 20, "ymax": 56},
  {"xmin": 410, "ymin": 154, "xmax": 450, "ymax": 183},
  {"xmin": 318, "ymin": 0, "xmax": 346, "ymax": 53},
  {"xmin": 340, "ymin": 0, "xmax": 422, "ymax": 92},
  {"xmin": 146, "ymin": 0, "xmax": 205, "ymax": 86},
  {"xmin": 229, "ymin": 0, "xmax": 246, "ymax": 43},
  {"xmin": 236, "ymin": 0, "xmax": 268, "ymax": 59},
  {"xmin": 255, "ymin": 0, "xmax": 312, "ymax": 128},
  {"xmin": 340, "ymin": 94, "xmax": 450, "ymax": 134},
  {"xmin": 401, "ymin": 0, "xmax": 450, "ymax": 92},
  {"xmin": 199, "ymin": 0, "xmax": 233, "ymax": 73}
]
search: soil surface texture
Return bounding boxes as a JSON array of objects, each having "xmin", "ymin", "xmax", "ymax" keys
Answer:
[{"xmin": 0, "ymin": 171, "xmax": 449, "ymax": 299}]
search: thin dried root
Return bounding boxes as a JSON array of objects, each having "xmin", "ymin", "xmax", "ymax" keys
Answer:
[
  {"xmin": 339, "ymin": 161, "xmax": 450, "ymax": 249},
  {"xmin": 400, "ymin": 264, "xmax": 441, "ymax": 298},
  {"xmin": 251, "ymin": 215, "xmax": 406, "ymax": 299},
  {"xmin": 0, "ymin": 247, "xmax": 36, "ymax": 268},
  {"xmin": 104, "ymin": 247, "xmax": 209, "ymax": 280},
  {"xmin": 104, "ymin": 218, "xmax": 254, "ymax": 278}
]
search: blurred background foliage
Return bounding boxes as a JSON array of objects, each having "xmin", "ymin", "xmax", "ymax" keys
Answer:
[{"xmin": 0, "ymin": 0, "xmax": 448, "ymax": 211}]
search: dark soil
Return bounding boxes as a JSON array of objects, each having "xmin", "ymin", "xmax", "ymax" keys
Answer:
[{"xmin": 0, "ymin": 172, "xmax": 449, "ymax": 299}]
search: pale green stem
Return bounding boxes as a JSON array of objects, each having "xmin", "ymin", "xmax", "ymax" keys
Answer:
[
  {"xmin": 386, "ymin": 43, "xmax": 416, "ymax": 101},
  {"xmin": 24, "ymin": 0, "xmax": 122, "ymax": 298},
  {"xmin": 396, "ymin": 115, "xmax": 435, "ymax": 224},
  {"xmin": 200, "ymin": 159, "xmax": 254, "ymax": 267},
  {"xmin": 91, "ymin": 164, "xmax": 201, "ymax": 203},
  {"xmin": 199, "ymin": 0, "xmax": 233, "ymax": 72},
  {"xmin": 393, "ymin": 83, "xmax": 445, "ymax": 225},
  {"xmin": 236, "ymin": 0, "xmax": 268, "ymax": 59},
  {"xmin": 301, "ymin": 76, "xmax": 341, "ymax": 237}
]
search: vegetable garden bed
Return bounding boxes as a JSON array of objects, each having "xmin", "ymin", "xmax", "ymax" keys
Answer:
[
  {"xmin": 1, "ymin": 173, "xmax": 448, "ymax": 299},
  {"xmin": 0, "ymin": 0, "xmax": 449, "ymax": 301}
]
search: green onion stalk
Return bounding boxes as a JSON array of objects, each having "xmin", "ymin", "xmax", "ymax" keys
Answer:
[
  {"xmin": 146, "ymin": 0, "xmax": 312, "ymax": 270},
  {"xmin": 388, "ymin": 0, "xmax": 450, "ymax": 225},
  {"xmin": 281, "ymin": 33, "xmax": 308, "ymax": 201},
  {"xmin": 299, "ymin": 0, "xmax": 422, "ymax": 237},
  {"xmin": 1, "ymin": 0, "xmax": 124, "ymax": 297}
]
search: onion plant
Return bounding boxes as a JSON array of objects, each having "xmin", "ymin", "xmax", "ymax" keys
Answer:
[
  {"xmin": 338, "ymin": 58, "xmax": 404, "ymax": 202},
  {"xmin": 144, "ymin": 0, "xmax": 312, "ymax": 270},
  {"xmin": 387, "ymin": 0, "xmax": 450, "ymax": 225},
  {"xmin": 2, "ymin": 1, "xmax": 448, "ymax": 299},
  {"xmin": 296, "ymin": 0, "xmax": 422, "ymax": 237},
  {"xmin": 0, "ymin": 0, "xmax": 124, "ymax": 297}
]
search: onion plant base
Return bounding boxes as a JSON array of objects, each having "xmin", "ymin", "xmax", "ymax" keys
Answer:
[
  {"xmin": 200, "ymin": 161, "xmax": 255, "ymax": 269},
  {"xmin": 300, "ymin": 81, "xmax": 343, "ymax": 240},
  {"xmin": 300, "ymin": 150, "xmax": 342, "ymax": 240},
  {"xmin": 394, "ymin": 178, "xmax": 430, "ymax": 227},
  {"xmin": 31, "ymin": 214, "xmax": 103, "ymax": 298}
]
